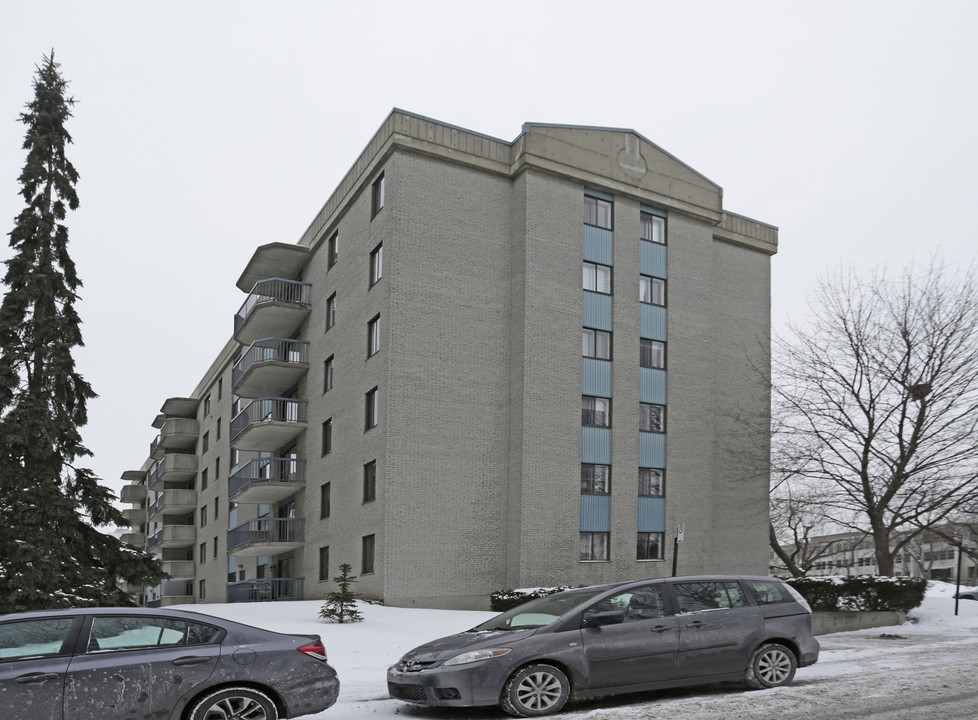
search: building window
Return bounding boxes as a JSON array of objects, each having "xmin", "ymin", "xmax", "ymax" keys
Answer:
[
  {"xmin": 371, "ymin": 173, "xmax": 385, "ymax": 217},
  {"xmin": 213, "ymin": 536, "xmax": 218, "ymax": 558},
  {"xmin": 319, "ymin": 546, "xmax": 330, "ymax": 582},
  {"xmin": 638, "ymin": 468, "xmax": 665, "ymax": 497},
  {"xmin": 640, "ymin": 339, "xmax": 666, "ymax": 369},
  {"xmin": 367, "ymin": 315, "xmax": 381, "ymax": 357},
  {"xmin": 199, "ymin": 507, "xmax": 207, "ymax": 528},
  {"xmin": 325, "ymin": 293, "xmax": 337, "ymax": 331},
  {"xmin": 583, "ymin": 328, "xmax": 611, "ymax": 360},
  {"xmin": 370, "ymin": 243, "xmax": 383, "ymax": 285},
  {"xmin": 320, "ymin": 483, "xmax": 331, "ymax": 519},
  {"xmin": 363, "ymin": 461, "xmax": 377, "ymax": 502},
  {"xmin": 322, "ymin": 418, "xmax": 332, "ymax": 456},
  {"xmin": 213, "ymin": 498, "xmax": 219, "ymax": 519},
  {"xmin": 201, "ymin": 468, "xmax": 208, "ymax": 491},
  {"xmin": 216, "ymin": 418, "xmax": 221, "ymax": 440},
  {"xmin": 637, "ymin": 532, "xmax": 664, "ymax": 560},
  {"xmin": 203, "ymin": 394, "xmax": 211, "ymax": 417},
  {"xmin": 640, "ymin": 275, "xmax": 666, "ymax": 306},
  {"xmin": 581, "ymin": 464, "xmax": 610, "ymax": 494},
  {"xmin": 217, "ymin": 378, "xmax": 223, "ymax": 400},
  {"xmin": 365, "ymin": 388, "xmax": 379, "ymax": 430},
  {"xmin": 198, "ymin": 580, "xmax": 206, "ymax": 599},
  {"xmin": 583, "ymin": 261, "xmax": 612, "ymax": 294},
  {"xmin": 362, "ymin": 534, "xmax": 376, "ymax": 575},
  {"xmin": 202, "ymin": 431, "xmax": 209, "ymax": 454},
  {"xmin": 584, "ymin": 195, "xmax": 612, "ymax": 229},
  {"xmin": 640, "ymin": 403, "xmax": 666, "ymax": 433},
  {"xmin": 580, "ymin": 531, "xmax": 610, "ymax": 561},
  {"xmin": 327, "ymin": 232, "xmax": 339, "ymax": 269},
  {"xmin": 640, "ymin": 212, "xmax": 666, "ymax": 244},
  {"xmin": 199, "ymin": 542, "xmax": 206, "ymax": 564},
  {"xmin": 324, "ymin": 356, "xmax": 334, "ymax": 393},
  {"xmin": 582, "ymin": 396, "xmax": 611, "ymax": 428},
  {"xmin": 215, "ymin": 457, "xmax": 220, "ymax": 483}
]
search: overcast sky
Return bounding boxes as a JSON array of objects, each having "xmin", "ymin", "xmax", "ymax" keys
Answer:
[{"xmin": 1, "ymin": 1, "xmax": 976, "ymax": 507}]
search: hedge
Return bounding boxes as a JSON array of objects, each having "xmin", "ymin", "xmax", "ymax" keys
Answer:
[
  {"xmin": 787, "ymin": 575, "xmax": 928, "ymax": 613},
  {"xmin": 490, "ymin": 587, "xmax": 576, "ymax": 612}
]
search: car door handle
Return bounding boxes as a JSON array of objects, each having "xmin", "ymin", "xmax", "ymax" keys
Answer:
[
  {"xmin": 14, "ymin": 672, "xmax": 60, "ymax": 684},
  {"xmin": 651, "ymin": 624, "xmax": 673, "ymax": 633},
  {"xmin": 685, "ymin": 620, "xmax": 707, "ymax": 629},
  {"xmin": 172, "ymin": 656, "xmax": 212, "ymax": 666}
]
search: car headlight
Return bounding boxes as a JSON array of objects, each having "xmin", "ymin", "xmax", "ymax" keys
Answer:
[{"xmin": 441, "ymin": 648, "xmax": 511, "ymax": 666}]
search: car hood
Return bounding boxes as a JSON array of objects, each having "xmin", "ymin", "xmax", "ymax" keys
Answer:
[{"xmin": 398, "ymin": 628, "xmax": 538, "ymax": 664}]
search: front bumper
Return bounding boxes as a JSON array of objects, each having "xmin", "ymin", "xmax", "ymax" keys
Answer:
[{"xmin": 387, "ymin": 660, "xmax": 509, "ymax": 708}]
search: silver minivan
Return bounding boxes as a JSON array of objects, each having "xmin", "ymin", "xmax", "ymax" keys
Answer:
[{"xmin": 388, "ymin": 575, "xmax": 819, "ymax": 717}]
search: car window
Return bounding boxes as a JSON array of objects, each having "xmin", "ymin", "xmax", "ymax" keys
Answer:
[
  {"xmin": 582, "ymin": 585, "xmax": 665, "ymax": 624},
  {"xmin": 87, "ymin": 616, "xmax": 222, "ymax": 652},
  {"xmin": 0, "ymin": 617, "xmax": 75, "ymax": 661},
  {"xmin": 673, "ymin": 581, "xmax": 749, "ymax": 613},
  {"xmin": 474, "ymin": 589, "xmax": 608, "ymax": 631},
  {"xmin": 747, "ymin": 580, "xmax": 791, "ymax": 605}
]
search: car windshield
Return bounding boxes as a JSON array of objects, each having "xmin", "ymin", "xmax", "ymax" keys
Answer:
[{"xmin": 472, "ymin": 589, "xmax": 608, "ymax": 631}]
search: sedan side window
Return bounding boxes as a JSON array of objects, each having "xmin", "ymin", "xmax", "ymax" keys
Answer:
[
  {"xmin": 673, "ymin": 581, "xmax": 749, "ymax": 613},
  {"xmin": 88, "ymin": 616, "xmax": 222, "ymax": 652},
  {"xmin": 582, "ymin": 585, "xmax": 665, "ymax": 625},
  {"xmin": 0, "ymin": 618, "xmax": 75, "ymax": 661}
]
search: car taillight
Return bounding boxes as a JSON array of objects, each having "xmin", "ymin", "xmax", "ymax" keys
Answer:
[{"xmin": 298, "ymin": 640, "xmax": 329, "ymax": 661}]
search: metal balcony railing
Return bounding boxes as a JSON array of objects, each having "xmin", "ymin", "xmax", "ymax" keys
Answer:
[
  {"xmin": 232, "ymin": 338, "xmax": 310, "ymax": 387},
  {"xmin": 234, "ymin": 278, "xmax": 312, "ymax": 334},
  {"xmin": 229, "ymin": 457, "xmax": 306, "ymax": 496},
  {"xmin": 230, "ymin": 397, "xmax": 307, "ymax": 440},
  {"xmin": 150, "ymin": 434, "xmax": 161, "ymax": 458},
  {"xmin": 227, "ymin": 517, "xmax": 305, "ymax": 552},
  {"xmin": 227, "ymin": 577, "xmax": 305, "ymax": 603}
]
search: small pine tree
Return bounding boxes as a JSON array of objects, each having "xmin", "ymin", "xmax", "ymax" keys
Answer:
[
  {"xmin": 318, "ymin": 563, "xmax": 364, "ymax": 623},
  {"xmin": 0, "ymin": 52, "xmax": 164, "ymax": 612}
]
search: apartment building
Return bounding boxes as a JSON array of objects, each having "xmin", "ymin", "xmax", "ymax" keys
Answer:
[{"xmin": 120, "ymin": 110, "xmax": 778, "ymax": 610}]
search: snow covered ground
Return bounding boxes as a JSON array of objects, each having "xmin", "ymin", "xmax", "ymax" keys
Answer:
[{"xmin": 175, "ymin": 582, "xmax": 978, "ymax": 720}]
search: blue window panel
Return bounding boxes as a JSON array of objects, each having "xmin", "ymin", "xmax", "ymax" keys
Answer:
[
  {"xmin": 640, "ymin": 204, "xmax": 667, "ymax": 218},
  {"xmin": 640, "ymin": 368, "xmax": 667, "ymax": 404},
  {"xmin": 581, "ymin": 494, "xmax": 611, "ymax": 532},
  {"xmin": 639, "ymin": 432, "xmax": 666, "ymax": 467},
  {"xmin": 582, "ymin": 427, "xmax": 612, "ymax": 464},
  {"xmin": 641, "ymin": 304, "xmax": 667, "ymax": 340},
  {"xmin": 583, "ymin": 291, "xmax": 613, "ymax": 332},
  {"xmin": 637, "ymin": 497, "xmax": 666, "ymax": 533},
  {"xmin": 640, "ymin": 241, "xmax": 667, "ymax": 278},
  {"xmin": 584, "ymin": 225, "xmax": 614, "ymax": 265},
  {"xmin": 583, "ymin": 358, "xmax": 613, "ymax": 397},
  {"xmin": 585, "ymin": 187, "xmax": 614, "ymax": 202}
]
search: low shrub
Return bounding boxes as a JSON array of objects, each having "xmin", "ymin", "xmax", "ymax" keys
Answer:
[
  {"xmin": 490, "ymin": 586, "xmax": 575, "ymax": 612},
  {"xmin": 787, "ymin": 575, "xmax": 927, "ymax": 613}
]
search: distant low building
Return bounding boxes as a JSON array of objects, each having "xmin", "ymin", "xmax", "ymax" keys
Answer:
[{"xmin": 120, "ymin": 110, "xmax": 778, "ymax": 609}]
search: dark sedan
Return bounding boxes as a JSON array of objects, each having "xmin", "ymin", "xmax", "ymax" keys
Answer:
[
  {"xmin": 0, "ymin": 606, "xmax": 339, "ymax": 720},
  {"xmin": 389, "ymin": 575, "xmax": 818, "ymax": 717}
]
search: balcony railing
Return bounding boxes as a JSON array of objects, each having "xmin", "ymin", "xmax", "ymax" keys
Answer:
[
  {"xmin": 229, "ymin": 457, "xmax": 306, "ymax": 504},
  {"xmin": 227, "ymin": 517, "xmax": 304, "ymax": 554},
  {"xmin": 227, "ymin": 577, "xmax": 305, "ymax": 603},
  {"xmin": 234, "ymin": 278, "xmax": 312, "ymax": 344},
  {"xmin": 230, "ymin": 397, "xmax": 307, "ymax": 451},
  {"xmin": 232, "ymin": 338, "xmax": 310, "ymax": 398}
]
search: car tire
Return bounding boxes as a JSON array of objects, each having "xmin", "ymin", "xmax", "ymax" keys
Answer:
[
  {"xmin": 744, "ymin": 643, "xmax": 797, "ymax": 689},
  {"xmin": 500, "ymin": 663, "xmax": 570, "ymax": 717},
  {"xmin": 188, "ymin": 686, "xmax": 279, "ymax": 720}
]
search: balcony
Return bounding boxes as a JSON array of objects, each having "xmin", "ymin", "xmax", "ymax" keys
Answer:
[
  {"xmin": 236, "ymin": 243, "xmax": 310, "ymax": 293},
  {"xmin": 121, "ymin": 532, "xmax": 146, "ymax": 547},
  {"xmin": 148, "ymin": 454, "xmax": 198, "ymax": 490},
  {"xmin": 147, "ymin": 524, "xmax": 196, "ymax": 551},
  {"xmin": 232, "ymin": 338, "xmax": 310, "ymax": 399},
  {"xmin": 120, "ymin": 484, "xmax": 147, "ymax": 504},
  {"xmin": 227, "ymin": 517, "xmax": 304, "ymax": 557},
  {"xmin": 229, "ymin": 457, "xmax": 306, "ymax": 504},
  {"xmin": 147, "ymin": 489, "xmax": 198, "ymax": 520},
  {"xmin": 230, "ymin": 397, "xmax": 307, "ymax": 452},
  {"xmin": 161, "ymin": 560, "xmax": 195, "ymax": 579},
  {"xmin": 151, "ymin": 417, "xmax": 199, "ymax": 459},
  {"xmin": 234, "ymin": 278, "xmax": 312, "ymax": 345},
  {"xmin": 227, "ymin": 577, "xmax": 305, "ymax": 603},
  {"xmin": 150, "ymin": 579, "xmax": 194, "ymax": 607},
  {"xmin": 122, "ymin": 507, "xmax": 146, "ymax": 525}
]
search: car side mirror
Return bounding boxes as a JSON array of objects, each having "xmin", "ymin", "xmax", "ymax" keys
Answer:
[{"xmin": 583, "ymin": 610, "xmax": 625, "ymax": 628}]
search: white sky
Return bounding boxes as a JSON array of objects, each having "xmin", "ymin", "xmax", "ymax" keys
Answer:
[{"xmin": 1, "ymin": 1, "xmax": 976, "ymax": 504}]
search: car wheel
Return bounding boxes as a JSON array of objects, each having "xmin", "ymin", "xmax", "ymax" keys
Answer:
[
  {"xmin": 744, "ymin": 643, "xmax": 797, "ymax": 689},
  {"xmin": 188, "ymin": 687, "xmax": 278, "ymax": 720},
  {"xmin": 500, "ymin": 663, "xmax": 570, "ymax": 717}
]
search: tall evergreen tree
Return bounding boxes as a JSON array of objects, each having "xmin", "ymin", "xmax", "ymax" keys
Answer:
[{"xmin": 0, "ymin": 52, "xmax": 163, "ymax": 612}]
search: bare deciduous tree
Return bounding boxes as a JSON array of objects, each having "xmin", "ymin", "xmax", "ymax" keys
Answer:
[{"xmin": 773, "ymin": 261, "xmax": 978, "ymax": 576}]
